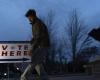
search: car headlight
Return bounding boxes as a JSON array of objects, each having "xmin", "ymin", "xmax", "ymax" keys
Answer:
[
  {"xmin": 4, "ymin": 73, "xmax": 7, "ymax": 76},
  {"xmin": 17, "ymin": 67, "xmax": 19, "ymax": 70}
]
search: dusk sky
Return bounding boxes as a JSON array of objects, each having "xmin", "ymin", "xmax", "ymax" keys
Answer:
[{"xmin": 0, "ymin": 0, "xmax": 100, "ymax": 41}]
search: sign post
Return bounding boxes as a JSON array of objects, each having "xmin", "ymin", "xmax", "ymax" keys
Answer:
[
  {"xmin": 0, "ymin": 41, "xmax": 31, "ymax": 79},
  {"xmin": 7, "ymin": 64, "xmax": 9, "ymax": 80}
]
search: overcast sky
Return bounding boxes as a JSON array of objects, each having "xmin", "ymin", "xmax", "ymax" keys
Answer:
[{"xmin": 0, "ymin": 0, "xmax": 100, "ymax": 41}]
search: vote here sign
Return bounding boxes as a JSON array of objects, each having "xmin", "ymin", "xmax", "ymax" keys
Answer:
[{"xmin": 0, "ymin": 41, "xmax": 31, "ymax": 63}]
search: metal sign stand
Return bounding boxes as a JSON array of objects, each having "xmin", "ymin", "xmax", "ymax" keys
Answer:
[{"xmin": 7, "ymin": 64, "xmax": 9, "ymax": 80}]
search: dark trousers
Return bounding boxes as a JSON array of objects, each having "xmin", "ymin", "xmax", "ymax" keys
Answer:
[{"xmin": 21, "ymin": 47, "xmax": 49, "ymax": 80}]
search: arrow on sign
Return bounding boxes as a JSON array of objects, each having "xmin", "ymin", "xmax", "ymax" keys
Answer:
[{"xmin": 0, "ymin": 58, "xmax": 30, "ymax": 62}]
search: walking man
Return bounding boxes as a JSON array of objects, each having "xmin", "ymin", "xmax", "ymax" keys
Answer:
[{"xmin": 21, "ymin": 9, "xmax": 50, "ymax": 80}]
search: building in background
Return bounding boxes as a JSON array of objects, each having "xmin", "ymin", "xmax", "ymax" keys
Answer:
[{"xmin": 84, "ymin": 53, "xmax": 100, "ymax": 75}]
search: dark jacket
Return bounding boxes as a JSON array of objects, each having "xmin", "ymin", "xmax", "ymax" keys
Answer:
[{"xmin": 31, "ymin": 18, "xmax": 50, "ymax": 49}]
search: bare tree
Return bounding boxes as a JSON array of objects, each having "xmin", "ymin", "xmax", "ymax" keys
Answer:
[{"xmin": 65, "ymin": 10, "xmax": 93, "ymax": 72}]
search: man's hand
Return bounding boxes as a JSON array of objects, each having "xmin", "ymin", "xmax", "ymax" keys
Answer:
[{"xmin": 28, "ymin": 50, "xmax": 32, "ymax": 56}]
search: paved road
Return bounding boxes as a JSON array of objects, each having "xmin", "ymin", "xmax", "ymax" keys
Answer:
[
  {"xmin": 50, "ymin": 75, "xmax": 100, "ymax": 80},
  {"xmin": 1, "ymin": 75, "xmax": 100, "ymax": 80}
]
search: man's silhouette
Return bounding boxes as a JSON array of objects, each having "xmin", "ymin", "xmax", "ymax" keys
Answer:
[{"xmin": 21, "ymin": 9, "xmax": 50, "ymax": 80}]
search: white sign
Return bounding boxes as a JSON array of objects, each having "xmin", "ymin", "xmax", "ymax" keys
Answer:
[{"xmin": 0, "ymin": 41, "xmax": 31, "ymax": 63}]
